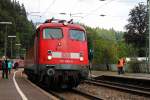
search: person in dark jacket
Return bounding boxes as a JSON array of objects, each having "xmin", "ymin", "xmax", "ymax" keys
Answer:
[
  {"xmin": 2, "ymin": 56, "xmax": 8, "ymax": 79},
  {"xmin": 88, "ymin": 49, "xmax": 94, "ymax": 76},
  {"xmin": 14, "ymin": 62, "xmax": 19, "ymax": 70}
]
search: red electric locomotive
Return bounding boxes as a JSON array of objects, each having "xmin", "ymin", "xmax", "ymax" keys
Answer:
[{"xmin": 24, "ymin": 18, "xmax": 89, "ymax": 89}]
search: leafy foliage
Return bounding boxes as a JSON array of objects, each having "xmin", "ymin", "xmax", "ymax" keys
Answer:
[
  {"xmin": 124, "ymin": 3, "xmax": 148, "ymax": 56},
  {"xmin": 0, "ymin": 0, "xmax": 35, "ymax": 57},
  {"xmin": 84, "ymin": 25, "xmax": 131, "ymax": 64}
]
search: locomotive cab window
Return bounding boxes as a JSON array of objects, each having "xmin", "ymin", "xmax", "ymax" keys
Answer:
[
  {"xmin": 69, "ymin": 29, "xmax": 86, "ymax": 41},
  {"xmin": 43, "ymin": 28, "xmax": 63, "ymax": 39}
]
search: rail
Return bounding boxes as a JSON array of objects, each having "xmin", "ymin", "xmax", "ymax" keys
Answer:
[{"xmin": 84, "ymin": 76, "xmax": 150, "ymax": 97}]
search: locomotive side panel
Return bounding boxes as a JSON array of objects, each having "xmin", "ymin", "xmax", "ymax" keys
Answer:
[
  {"xmin": 24, "ymin": 30, "xmax": 40, "ymax": 75},
  {"xmin": 25, "ymin": 47, "xmax": 34, "ymax": 67}
]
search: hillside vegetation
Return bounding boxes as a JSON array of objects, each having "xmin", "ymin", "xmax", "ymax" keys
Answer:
[{"xmin": 0, "ymin": 0, "xmax": 35, "ymax": 57}]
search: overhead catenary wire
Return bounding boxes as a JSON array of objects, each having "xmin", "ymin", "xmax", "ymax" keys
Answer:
[
  {"xmin": 70, "ymin": 0, "xmax": 80, "ymax": 14},
  {"xmin": 83, "ymin": 0, "xmax": 116, "ymax": 18},
  {"xmin": 41, "ymin": 0, "xmax": 56, "ymax": 17},
  {"xmin": 38, "ymin": 0, "xmax": 42, "ymax": 22},
  {"xmin": 116, "ymin": 0, "xmax": 146, "ymax": 4},
  {"xmin": 21, "ymin": 0, "xmax": 33, "ymax": 14},
  {"xmin": 21, "ymin": 0, "xmax": 41, "ymax": 22}
]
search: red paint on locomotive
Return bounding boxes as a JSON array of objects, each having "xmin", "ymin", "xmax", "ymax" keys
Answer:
[{"xmin": 37, "ymin": 23, "xmax": 88, "ymax": 65}]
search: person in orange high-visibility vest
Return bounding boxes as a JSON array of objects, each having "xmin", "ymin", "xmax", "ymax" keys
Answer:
[{"xmin": 117, "ymin": 58, "xmax": 126, "ymax": 75}]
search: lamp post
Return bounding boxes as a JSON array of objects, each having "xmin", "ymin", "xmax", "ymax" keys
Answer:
[
  {"xmin": 148, "ymin": 0, "xmax": 150, "ymax": 72},
  {"xmin": 0, "ymin": 22, "xmax": 12, "ymax": 56},
  {"xmin": 21, "ymin": 48, "xmax": 26, "ymax": 59},
  {"xmin": 16, "ymin": 43, "xmax": 21, "ymax": 58},
  {"xmin": 8, "ymin": 35, "xmax": 16, "ymax": 58}
]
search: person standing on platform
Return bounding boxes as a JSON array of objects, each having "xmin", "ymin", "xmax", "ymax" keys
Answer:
[
  {"xmin": 1, "ymin": 56, "xmax": 8, "ymax": 79},
  {"xmin": 14, "ymin": 62, "xmax": 19, "ymax": 70},
  {"xmin": 117, "ymin": 57, "xmax": 126, "ymax": 75},
  {"xmin": 88, "ymin": 49, "xmax": 94, "ymax": 76},
  {"xmin": 8, "ymin": 60, "xmax": 12, "ymax": 74}
]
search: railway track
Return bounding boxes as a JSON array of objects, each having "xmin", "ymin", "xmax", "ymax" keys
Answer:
[
  {"xmin": 47, "ymin": 89, "xmax": 103, "ymax": 100},
  {"xmin": 71, "ymin": 89, "xmax": 103, "ymax": 100},
  {"xmin": 84, "ymin": 76, "xmax": 150, "ymax": 97},
  {"xmin": 48, "ymin": 90, "xmax": 66, "ymax": 100},
  {"xmin": 37, "ymin": 81, "xmax": 103, "ymax": 100}
]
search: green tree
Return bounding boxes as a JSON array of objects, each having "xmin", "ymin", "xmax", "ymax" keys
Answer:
[
  {"xmin": 0, "ymin": 0, "xmax": 35, "ymax": 57},
  {"xmin": 117, "ymin": 42, "xmax": 135, "ymax": 58},
  {"xmin": 124, "ymin": 3, "xmax": 148, "ymax": 56},
  {"xmin": 84, "ymin": 25, "xmax": 133, "ymax": 64},
  {"xmin": 93, "ymin": 39, "xmax": 117, "ymax": 64}
]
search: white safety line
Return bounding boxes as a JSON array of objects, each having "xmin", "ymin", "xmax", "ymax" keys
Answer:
[
  {"xmin": 89, "ymin": 74, "xmax": 97, "ymax": 77},
  {"xmin": 91, "ymin": 74, "xmax": 97, "ymax": 77},
  {"xmin": 13, "ymin": 71, "xmax": 28, "ymax": 100}
]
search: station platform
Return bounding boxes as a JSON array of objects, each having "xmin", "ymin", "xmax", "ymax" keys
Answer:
[
  {"xmin": 0, "ymin": 69, "xmax": 57, "ymax": 100},
  {"xmin": 90, "ymin": 70, "xmax": 150, "ymax": 80},
  {"xmin": 1, "ymin": 69, "xmax": 150, "ymax": 100}
]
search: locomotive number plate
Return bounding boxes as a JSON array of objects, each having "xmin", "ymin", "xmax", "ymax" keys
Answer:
[{"xmin": 61, "ymin": 53, "xmax": 71, "ymax": 58}]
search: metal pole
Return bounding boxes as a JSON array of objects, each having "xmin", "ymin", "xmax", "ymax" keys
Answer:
[
  {"xmin": 147, "ymin": 0, "xmax": 150, "ymax": 72},
  {"xmin": 70, "ymin": 13, "xmax": 72, "ymax": 18},
  {"xmin": 4, "ymin": 25, "xmax": 7, "ymax": 56},
  {"xmin": 8, "ymin": 36, "xmax": 16, "ymax": 58},
  {"xmin": 11, "ymin": 38, "xmax": 12, "ymax": 58},
  {"xmin": 0, "ymin": 22, "xmax": 12, "ymax": 56},
  {"xmin": 16, "ymin": 44, "xmax": 21, "ymax": 58},
  {"xmin": 18, "ymin": 46, "xmax": 19, "ymax": 58}
]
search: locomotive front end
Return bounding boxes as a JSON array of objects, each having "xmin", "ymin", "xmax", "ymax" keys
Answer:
[{"xmin": 25, "ymin": 19, "xmax": 89, "ymax": 89}]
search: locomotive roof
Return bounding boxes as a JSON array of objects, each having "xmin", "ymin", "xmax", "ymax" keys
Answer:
[
  {"xmin": 36, "ymin": 19, "xmax": 85, "ymax": 31},
  {"xmin": 38, "ymin": 23, "xmax": 85, "ymax": 30}
]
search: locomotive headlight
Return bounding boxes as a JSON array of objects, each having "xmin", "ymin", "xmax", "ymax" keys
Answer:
[
  {"xmin": 80, "ymin": 57, "xmax": 84, "ymax": 61},
  {"xmin": 80, "ymin": 52, "xmax": 84, "ymax": 61},
  {"xmin": 48, "ymin": 55, "xmax": 52, "ymax": 60}
]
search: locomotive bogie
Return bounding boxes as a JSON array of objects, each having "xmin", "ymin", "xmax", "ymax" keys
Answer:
[{"xmin": 25, "ymin": 64, "xmax": 88, "ymax": 88}]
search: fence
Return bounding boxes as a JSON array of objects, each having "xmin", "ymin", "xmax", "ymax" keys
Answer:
[{"xmin": 92, "ymin": 63, "xmax": 149, "ymax": 73}]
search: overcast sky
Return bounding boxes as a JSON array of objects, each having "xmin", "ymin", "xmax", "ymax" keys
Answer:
[{"xmin": 16, "ymin": 0, "xmax": 146, "ymax": 31}]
